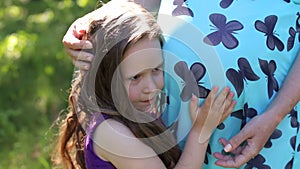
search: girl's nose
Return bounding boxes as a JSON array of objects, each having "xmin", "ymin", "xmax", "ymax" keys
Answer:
[{"xmin": 142, "ymin": 76, "xmax": 157, "ymax": 93}]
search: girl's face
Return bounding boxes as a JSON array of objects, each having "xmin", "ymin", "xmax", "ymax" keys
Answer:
[{"xmin": 120, "ymin": 38, "xmax": 164, "ymax": 113}]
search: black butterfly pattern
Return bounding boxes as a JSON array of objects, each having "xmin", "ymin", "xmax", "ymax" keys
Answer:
[
  {"xmin": 172, "ymin": 0, "xmax": 194, "ymax": 17},
  {"xmin": 174, "ymin": 61, "xmax": 210, "ymax": 101},
  {"xmin": 226, "ymin": 57, "xmax": 260, "ymax": 97},
  {"xmin": 203, "ymin": 13, "xmax": 243, "ymax": 49},
  {"xmin": 288, "ymin": 108, "xmax": 299, "ymax": 129},
  {"xmin": 285, "ymin": 136, "xmax": 296, "ymax": 169},
  {"xmin": 245, "ymin": 154, "xmax": 271, "ymax": 169},
  {"xmin": 231, "ymin": 103, "xmax": 257, "ymax": 129},
  {"xmin": 258, "ymin": 58, "xmax": 279, "ymax": 99},
  {"xmin": 285, "ymin": 157, "xmax": 294, "ymax": 169},
  {"xmin": 217, "ymin": 122, "xmax": 225, "ymax": 130},
  {"xmin": 219, "ymin": 0, "xmax": 234, "ymax": 9},
  {"xmin": 287, "ymin": 12, "xmax": 300, "ymax": 51},
  {"xmin": 204, "ymin": 144, "xmax": 211, "ymax": 164},
  {"xmin": 264, "ymin": 129, "xmax": 282, "ymax": 148},
  {"xmin": 255, "ymin": 15, "xmax": 285, "ymax": 51}
]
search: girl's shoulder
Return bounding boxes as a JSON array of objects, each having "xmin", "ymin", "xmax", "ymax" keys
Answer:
[
  {"xmin": 94, "ymin": 118, "xmax": 136, "ymax": 141},
  {"xmin": 92, "ymin": 118, "xmax": 157, "ymax": 162}
]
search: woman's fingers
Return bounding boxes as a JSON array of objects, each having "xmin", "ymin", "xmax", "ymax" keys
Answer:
[
  {"xmin": 62, "ymin": 17, "xmax": 92, "ymax": 49},
  {"xmin": 73, "ymin": 60, "xmax": 91, "ymax": 71},
  {"xmin": 66, "ymin": 46, "xmax": 93, "ymax": 59},
  {"xmin": 63, "ymin": 38, "xmax": 93, "ymax": 50},
  {"xmin": 62, "ymin": 17, "xmax": 94, "ymax": 70}
]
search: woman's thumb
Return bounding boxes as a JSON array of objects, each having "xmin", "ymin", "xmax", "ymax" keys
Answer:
[{"xmin": 224, "ymin": 130, "xmax": 248, "ymax": 152}]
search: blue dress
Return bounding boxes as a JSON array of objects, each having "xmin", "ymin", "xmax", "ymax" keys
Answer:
[{"xmin": 157, "ymin": 0, "xmax": 300, "ymax": 168}]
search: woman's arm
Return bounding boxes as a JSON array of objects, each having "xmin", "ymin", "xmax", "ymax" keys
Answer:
[
  {"xmin": 214, "ymin": 52, "xmax": 300, "ymax": 168},
  {"xmin": 264, "ymin": 51, "xmax": 300, "ymax": 122}
]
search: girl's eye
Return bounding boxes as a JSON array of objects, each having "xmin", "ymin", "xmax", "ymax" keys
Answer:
[
  {"xmin": 152, "ymin": 68, "xmax": 163, "ymax": 74},
  {"xmin": 153, "ymin": 68, "xmax": 160, "ymax": 72},
  {"xmin": 152, "ymin": 68, "xmax": 163, "ymax": 72},
  {"xmin": 130, "ymin": 75, "xmax": 140, "ymax": 81}
]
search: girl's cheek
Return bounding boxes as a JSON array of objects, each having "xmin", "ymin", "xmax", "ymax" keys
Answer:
[{"xmin": 158, "ymin": 73, "xmax": 164, "ymax": 89}]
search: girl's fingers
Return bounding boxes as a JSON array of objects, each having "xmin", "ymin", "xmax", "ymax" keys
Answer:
[
  {"xmin": 220, "ymin": 91, "xmax": 235, "ymax": 122},
  {"xmin": 207, "ymin": 87, "xmax": 235, "ymax": 124},
  {"xmin": 220, "ymin": 100, "xmax": 236, "ymax": 123},
  {"xmin": 204, "ymin": 86, "xmax": 219, "ymax": 105},
  {"xmin": 209, "ymin": 87, "xmax": 230, "ymax": 113},
  {"xmin": 189, "ymin": 94, "xmax": 199, "ymax": 122},
  {"xmin": 197, "ymin": 87, "xmax": 225, "ymax": 143}
]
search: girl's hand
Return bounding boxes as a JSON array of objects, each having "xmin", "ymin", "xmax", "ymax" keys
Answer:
[
  {"xmin": 62, "ymin": 17, "xmax": 94, "ymax": 70},
  {"xmin": 189, "ymin": 87, "xmax": 236, "ymax": 143}
]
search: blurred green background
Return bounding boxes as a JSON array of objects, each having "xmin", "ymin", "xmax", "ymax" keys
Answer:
[{"xmin": 0, "ymin": 0, "xmax": 106, "ymax": 168}]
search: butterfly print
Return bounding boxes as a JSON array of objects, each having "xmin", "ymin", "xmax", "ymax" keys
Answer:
[
  {"xmin": 204, "ymin": 13, "xmax": 243, "ymax": 49},
  {"xmin": 174, "ymin": 61, "xmax": 210, "ymax": 101},
  {"xmin": 291, "ymin": 136, "xmax": 297, "ymax": 150},
  {"xmin": 217, "ymin": 122, "xmax": 225, "ymax": 130},
  {"xmin": 264, "ymin": 129, "xmax": 282, "ymax": 148},
  {"xmin": 231, "ymin": 103, "xmax": 257, "ymax": 129},
  {"xmin": 285, "ymin": 157, "xmax": 294, "ymax": 169},
  {"xmin": 255, "ymin": 15, "xmax": 285, "ymax": 51},
  {"xmin": 258, "ymin": 58, "xmax": 279, "ymax": 99},
  {"xmin": 226, "ymin": 58, "xmax": 260, "ymax": 97},
  {"xmin": 288, "ymin": 108, "xmax": 299, "ymax": 129},
  {"xmin": 204, "ymin": 144, "xmax": 211, "ymax": 164},
  {"xmin": 219, "ymin": 0, "xmax": 234, "ymax": 9},
  {"xmin": 172, "ymin": 0, "xmax": 194, "ymax": 17},
  {"xmin": 245, "ymin": 154, "xmax": 271, "ymax": 169},
  {"xmin": 285, "ymin": 136, "xmax": 296, "ymax": 169},
  {"xmin": 287, "ymin": 12, "xmax": 300, "ymax": 51}
]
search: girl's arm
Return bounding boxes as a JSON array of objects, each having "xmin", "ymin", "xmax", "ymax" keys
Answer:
[
  {"xmin": 178, "ymin": 87, "xmax": 235, "ymax": 168},
  {"xmin": 92, "ymin": 87, "xmax": 235, "ymax": 169}
]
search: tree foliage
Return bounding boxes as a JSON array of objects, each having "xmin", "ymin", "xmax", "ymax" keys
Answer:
[{"xmin": 0, "ymin": 0, "xmax": 104, "ymax": 168}]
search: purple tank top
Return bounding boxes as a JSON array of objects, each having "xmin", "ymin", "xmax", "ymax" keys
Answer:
[{"xmin": 84, "ymin": 112, "xmax": 116, "ymax": 169}]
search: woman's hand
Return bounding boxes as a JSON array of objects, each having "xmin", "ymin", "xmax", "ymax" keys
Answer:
[
  {"xmin": 214, "ymin": 112, "xmax": 279, "ymax": 168},
  {"xmin": 62, "ymin": 17, "xmax": 94, "ymax": 70},
  {"xmin": 189, "ymin": 87, "xmax": 236, "ymax": 143}
]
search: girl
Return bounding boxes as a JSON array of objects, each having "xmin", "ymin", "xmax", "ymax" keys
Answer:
[{"xmin": 52, "ymin": 1, "xmax": 235, "ymax": 169}]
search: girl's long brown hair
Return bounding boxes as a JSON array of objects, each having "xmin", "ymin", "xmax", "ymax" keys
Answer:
[{"xmin": 52, "ymin": 1, "xmax": 181, "ymax": 168}]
